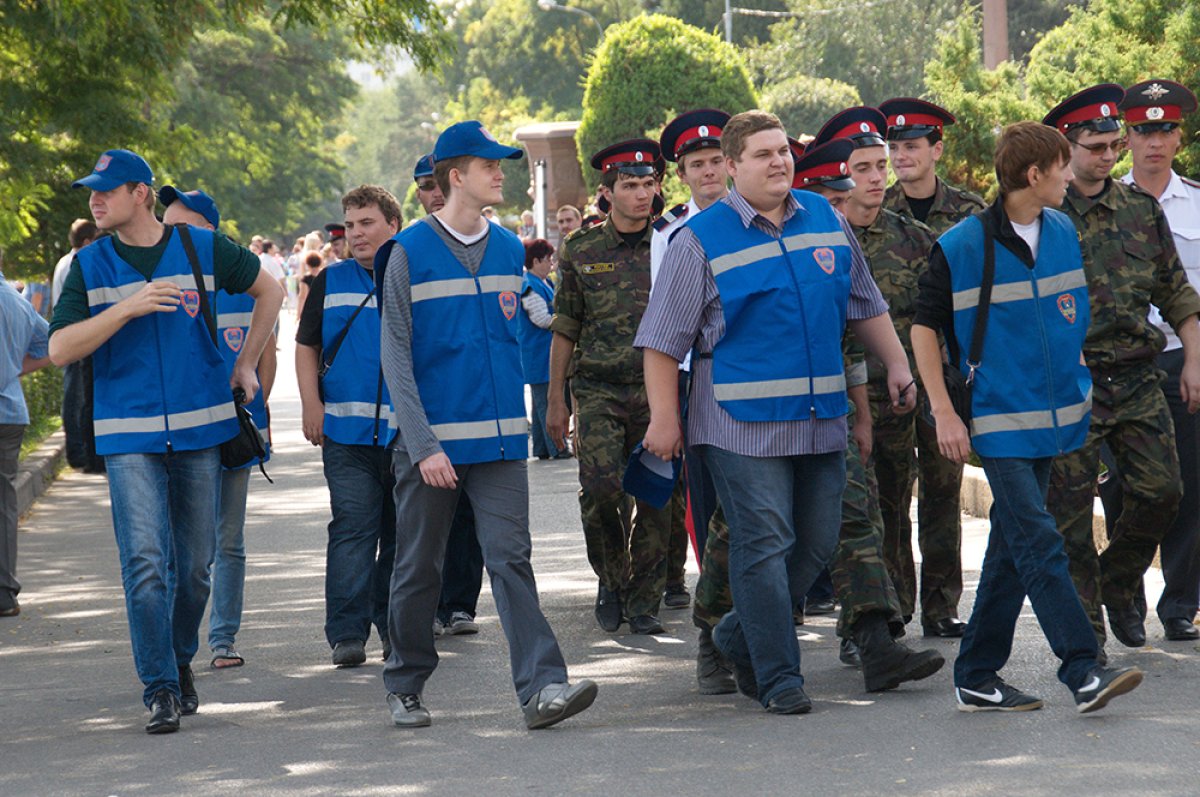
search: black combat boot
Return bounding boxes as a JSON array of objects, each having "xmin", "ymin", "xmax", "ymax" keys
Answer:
[
  {"xmin": 852, "ymin": 611, "xmax": 945, "ymax": 693},
  {"xmin": 696, "ymin": 627, "xmax": 736, "ymax": 695}
]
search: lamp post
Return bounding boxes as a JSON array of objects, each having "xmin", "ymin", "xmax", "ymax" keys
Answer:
[{"xmin": 537, "ymin": 0, "xmax": 604, "ymax": 39}]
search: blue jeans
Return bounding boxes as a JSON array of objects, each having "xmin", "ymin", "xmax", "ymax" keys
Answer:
[
  {"xmin": 208, "ymin": 467, "xmax": 250, "ymax": 650},
  {"xmin": 323, "ymin": 441, "xmax": 396, "ymax": 647},
  {"xmin": 699, "ymin": 447, "xmax": 845, "ymax": 705},
  {"xmin": 106, "ymin": 447, "xmax": 220, "ymax": 706},
  {"xmin": 528, "ymin": 382, "xmax": 559, "ymax": 458},
  {"xmin": 955, "ymin": 456, "xmax": 1099, "ymax": 692}
]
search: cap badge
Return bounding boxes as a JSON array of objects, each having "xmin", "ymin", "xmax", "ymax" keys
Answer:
[
  {"xmin": 634, "ymin": 151, "xmax": 644, "ymax": 162},
  {"xmin": 698, "ymin": 125, "xmax": 709, "ymax": 137},
  {"xmin": 479, "ymin": 126, "xmax": 498, "ymax": 142},
  {"xmin": 95, "ymin": 154, "xmax": 112, "ymax": 171},
  {"xmin": 1100, "ymin": 104, "xmax": 1111, "ymax": 117},
  {"xmin": 1147, "ymin": 106, "xmax": 1165, "ymax": 120},
  {"xmin": 896, "ymin": 115, "xmax": 906, "ymax": 126},
  {"xmin": 839, "ymin": 163, "xmax": 848, "ymax": 175},
  {"xmin": 859, "ymin": 122, "xmax": 870, "ymax": 133},
  {"xmin": 1143, "ymin": 83, "xmax": 1170, "ymax": 101}
]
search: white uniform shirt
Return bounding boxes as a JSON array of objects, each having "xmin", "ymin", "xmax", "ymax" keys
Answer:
[
  {"xmin": 1122, "ymin": 169, "xmax": 1200, "ymax": 351},
  {"xmin": 649, "ymin": 197, "xmax": 701, "ymax": 371}
]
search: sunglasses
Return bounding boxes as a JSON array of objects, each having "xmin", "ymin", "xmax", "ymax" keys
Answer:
[
  {"xmin": 1073, "ymin": 138, "xmax": 1126, "ymax": 155},
  {"xmin": 416, "ymin": 181, "xmax": 437, "ymax": 191}
]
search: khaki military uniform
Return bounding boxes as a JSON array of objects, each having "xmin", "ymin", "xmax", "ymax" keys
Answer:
[
  {"xmin": 883, "ymin": 178, "xmax": 986, "ymax": 238},
  {"xmin": 552, "ymin": 217, "xmax": 671, "ymax": 618},
  {"xmin": 1048, "ymin": 179, "xmax": 1200, "ymax": 645}
]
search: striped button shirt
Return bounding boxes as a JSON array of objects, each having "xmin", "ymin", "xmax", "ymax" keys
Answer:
[{"xmin": 633, "ymin": 189, "xmax": 888, "ymax": 457}]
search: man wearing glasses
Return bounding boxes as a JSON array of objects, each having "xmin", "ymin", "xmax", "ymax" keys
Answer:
[
  {"xmin": 1117, "ymin": 79, "xmax": 1200, "ymax": 642},
  {"xmin": 1043, "ymin": 84, "xmax": 1200, "ymax": 657}
]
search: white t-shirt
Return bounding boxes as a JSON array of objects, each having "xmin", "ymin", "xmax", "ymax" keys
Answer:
[
  {"xmin": 260, "ymin": 253, "xmax": 285, "ymax": 281},
  {"xmin": 432, "ymin": 215, "xmax": 491, "ymax": 246},
  {"xmin": 1012, "ymin": 218, "xmax": 1040, "ymax": 260}
]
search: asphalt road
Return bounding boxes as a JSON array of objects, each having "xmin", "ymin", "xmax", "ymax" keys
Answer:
[{"xmin": 4, "ymin": 319, "xmax": 1199, "ymax": 797}]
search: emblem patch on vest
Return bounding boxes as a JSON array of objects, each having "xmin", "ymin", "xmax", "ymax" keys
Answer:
[
  {"xmin": 1057, "ymin": 293, "xmax": 1077, "ymax": 324},
  {"xmin": 813, "ymin": 247, "xmax": 836, "ymax": 275},
  {"xmin": 223, "ymin": 327, "xmax": 245, "ymax": 352},
  {"xmin": 499, "ymin": 290, "xmax": 519, "ymax": 320},
  {"xmin": 581, "ymin": 263, "xmax": 615, "ymax": 274},
  {"xmin": 181, "ymin": 290, "xmax": 201, "ymax": 318}
]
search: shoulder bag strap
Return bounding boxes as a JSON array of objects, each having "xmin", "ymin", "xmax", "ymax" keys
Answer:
[
  {"xmin": 320, "ymin": 288, "xmax": 375, "ymax": 376},
  {"xmin": 965, "ymin": 214, "xmax": 996, "ymax": 383},
  {"xmin": 176, "ymin": 224, "xmax": 219, "ymax": 347}
]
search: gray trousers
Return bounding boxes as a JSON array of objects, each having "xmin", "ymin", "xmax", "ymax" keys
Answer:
[
  {"xmin": 0, "ymin": 424, "xmax": 26, "ymax": 605},
  {"xmin": 384, "ymin": 455, "xmax": 567, "ymax": 704}
]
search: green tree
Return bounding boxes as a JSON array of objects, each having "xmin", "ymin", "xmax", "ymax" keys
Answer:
[
  {"xmin": 761, "ymin": 75, "xmax": 860, "ymax": 139},
  {"xmin": 656, "ymin": 0, "xmax": 790, "ymax": 45},
  {"xmin": 577, "ymin": 14, "xmax": 757, "ymax": 191}
]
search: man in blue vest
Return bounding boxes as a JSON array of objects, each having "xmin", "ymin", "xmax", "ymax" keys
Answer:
[
  {"xmin": 912, "ymin": 120, "xmax": 1142, "ymax": 714},
  {"xmin": 49, "ymin": 149, "xmax": 283, "ymax": 734},
  {"xmin": 296, "ymin": 185, "xmax": 401, "ymax": 668},
  {"xmin": 636, "ymin": 110, "xmax": 916, "ymax": 714},
  {"xmin": 160, "ymin": 186, "xmax": 276, "ymax": 670},
  {"xmin": 378, "ymin": 120, "xmax": 597, "ymax": 730}
]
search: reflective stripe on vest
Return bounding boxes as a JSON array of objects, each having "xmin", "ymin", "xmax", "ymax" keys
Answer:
[
  {"xmin": 712, "ymin": 373, "xmax": 847, "ymax": 402},
  {"xmin": 953, "ymin": 269, "xmax": 1088, "ymax": 311},
  {"xmin": 411, "ymin": 274, "xmax": 524, "ymax": 303},
  {"xmin": 970, "ymin": 392, "xmax": 1091, "ymax": 437},
  {"xmin": 431, "ymin": 416, "xmax": 528, "ymax": 442}
]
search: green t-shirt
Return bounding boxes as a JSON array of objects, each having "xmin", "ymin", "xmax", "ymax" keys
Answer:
[{"xmin": 49, "ymin": 225, "xmax": 261, "ymax": 336}]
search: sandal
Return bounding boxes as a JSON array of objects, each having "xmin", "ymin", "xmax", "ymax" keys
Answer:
[{"xmin": 211, "ymin": 645, "xmax": 245, "ymax": 669}]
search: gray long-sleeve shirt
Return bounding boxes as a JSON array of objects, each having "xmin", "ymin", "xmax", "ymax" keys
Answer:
[{"xmin": 380, "ymin": 215, "xmax": 491, "ymax": 466}]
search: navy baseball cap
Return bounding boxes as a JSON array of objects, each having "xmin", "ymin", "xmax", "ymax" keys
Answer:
[
  {"xmin": 413, "ymin": 153, "xmax": 435, "ymax": 180},
  {"xmin": 622, "ymin": 443, "xmax": 681, "ymax": 509},
  {"xmin": 158, "ymin": 186, "xmax": 220, "ymax": 229},
  {"xmin": 73, "ymin": 149, "xmax": 154, "ymax": 191},
  {"xmin": 433, "ymin": 121, "xmax": 523, "ymax": 161}
]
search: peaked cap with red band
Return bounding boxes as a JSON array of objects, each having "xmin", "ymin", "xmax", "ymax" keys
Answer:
[
  {"xmin": 1120, "ymin": 79, "xmax": 1197, "ymax": 129},
  {"xmin": 878, "ymin": 97, "xmax": 956, "ymax": 141},
  {"xmin": 659, "ymin": 109, "xmax": 730, "ymax": 162},
  {"xmin": 1043, "ymin": 84, "xmax": 1125, "ymax": 134},
  {"xmin": 590, "ymin": 139, "xmax": 661, "ymax": 176},
  {"xmin": 811, "ymin": 106, "xmax": 888, "ymax": 150},
  {"xmin": 791, "ymin": 138, "xmax": 855, "ymax": 191}
]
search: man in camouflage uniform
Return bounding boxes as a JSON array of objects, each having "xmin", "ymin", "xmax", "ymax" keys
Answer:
[
  {"xmin": 1043, "ymin": 85, "xmax": 1200, "ymax": 651},
  {"xmin": 547, "ymin": 139, "xmax": 673, "ymax": 636},
  {"xmin": 880, "ymin": 98, "xmax": 987, "ymax": 238},
  {"xmin": 879, "ymin": 99, "xmax": 983, "ymax": 635}
]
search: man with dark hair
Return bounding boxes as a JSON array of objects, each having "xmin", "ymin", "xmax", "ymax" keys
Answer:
[
  {"xmin": 913, "ymin": 120, "xmax": 1142, "ymax": 714},
  {"xmin": 50, "ymin": 149, "xmax": 283, "ymax": 733},
  {"xmin": 296, "ymin": 184, "xmax": 402, "ymax": 668},
  {"xmin": 51, "ymin": 218, "xmax": 103, "ymax": 473},
  {"xmin": 546, "ymin": 138, "xmax": 674, "ymax": 636},
  {"xmin": 378, "ymin": 120, "xmax": 596, "ymax": 729},
  {"xmin": 637, "ymin": 110, "xmax": 916, "ymax": 714},
  {"xmin": 880, "ymin": 98, "xmax": 985, "ymax": 235},
  {"xmin": 1042, "ymin": 85, "xmax": 1200, "ymax": 655}
]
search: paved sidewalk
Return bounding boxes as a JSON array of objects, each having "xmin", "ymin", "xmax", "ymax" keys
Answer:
[{"xmin": 2, "ymin": 324, "xmax": 1197, "ymax": 797}]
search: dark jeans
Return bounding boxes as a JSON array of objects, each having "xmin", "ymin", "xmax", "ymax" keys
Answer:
[
  {"xmin": 701, "ymin": 446, "xmax": 845, "ymax": 706},
  {"xmin": 528, "ymin": 382, "xmax": 561, "ymax": 459},
  {"xmin": 322, "ymin": 442, "xmax": 397, "ymax": 647},
  {"xmin": 955, "ymin": 456, "xmax": 1098, "ymax": 693},
  {"xmin": 0, "ymin": 424, "xmax": 24, "ymax": 608},
  {"xmin": 1098, "ymin": 349, "xmax": 1200, "ymax": 623},
  {"xmin": 437, "ymin": 496, "xmax": 484, "ymax": 623}
]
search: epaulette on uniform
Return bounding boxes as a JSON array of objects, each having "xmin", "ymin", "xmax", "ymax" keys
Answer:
[
  {"xmin": 652, "ymin": 203, "xmax": 689, "ymax": 233},
  {"xmin": 1182, "ymin": 176, "xmax": 1200, "ymax": 190}
]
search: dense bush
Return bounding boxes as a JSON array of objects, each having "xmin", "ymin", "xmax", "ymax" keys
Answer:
[{"xmin": 19, "ymin": 366, "xmax": 63, "ymax": 457}]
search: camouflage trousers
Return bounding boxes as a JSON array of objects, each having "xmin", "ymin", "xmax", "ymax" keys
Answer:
[
  {"xmin": 572, "ymin": 376, "xmax": 671, "ymax": 617},
  {"xmin": 667, "ymin": 477, "xmax": 690, "ymax": 586},
  {"xmin": 872, "ymin": 396, "xmax": 965, "ymax": 624},
  {"xmin": 1048, "ymin": 372, "xmax": 1181, "ymax": 645},
  {"xmin": 692, "ymin": 405, "xmax": 903, "ymax": 638}
]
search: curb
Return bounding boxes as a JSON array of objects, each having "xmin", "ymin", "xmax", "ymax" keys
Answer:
[{"xmin": 16, "ymin": 430, "xmax": 65, "ymax": 519}]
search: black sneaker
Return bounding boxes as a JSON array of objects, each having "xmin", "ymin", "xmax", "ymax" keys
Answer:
[
  {"xmin": 387, "ymin": 692, "xmax": 432, "ymax": 727},
  {"xmin": 663, "ymin": 583, "xmax": 691, "ymax": 610},
  {"xmin": 955, "ymin": 680, "xmax": 1043, "ymax": 712},
  {"xmin": 1073, "ymin": 666, "xmax": 1143, "ymax": 714}
]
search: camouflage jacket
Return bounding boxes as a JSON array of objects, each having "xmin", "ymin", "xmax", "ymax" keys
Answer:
[
  {"xmin": 551, "ymin": 216, "xmax": 653, "ymax": 384},
  {"xmin": 1063, "ymin": 179, "xmax": 1200, "ymax": 376},
  {"xmin": 853, "ymin": 208, "xmax": 935, "ymax": 388},
  {"xmin": 884, "ymin": 177, "xmax": 985, "ymax": 239}
]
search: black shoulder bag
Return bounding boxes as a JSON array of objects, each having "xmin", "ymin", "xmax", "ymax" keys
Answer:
[
  {"xmin": 921, "ymin": 214, "xmax": 995, "ymax": 429},
  {"xmin": 316, "ymin": 289, "xmax": 374, "ymax": 402},
  {"xmin": 177, "ymin": 224, "xmax": 273, "ymax": 481}
]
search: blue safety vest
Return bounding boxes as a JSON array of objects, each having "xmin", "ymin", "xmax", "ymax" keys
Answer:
[
  {"xmin": 320, "ymin": 259, "xmax": 396, "ymax": 447},
  {"xmin": 384, "ymin": 220, "xmax": 528, "ymax": 464},
  {"xmin": 77, "ymin": 227, "xmax": 237, "ymax": 455},
  {"xmin": 687, "ymin": 191, "xmax": 852, "ymax": 422},
  {"xmin": 941, "ymin": 210, "xmax": 1092, "ymax": 458},
  {"xmin": 214, "ymin": 290, "xmax": 271, "ymax": 468},
  {"xmin": 517, "ymin": 271, "xmax": 554, "ymax": 384}
]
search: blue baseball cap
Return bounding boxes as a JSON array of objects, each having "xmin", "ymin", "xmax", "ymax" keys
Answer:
[
  {"xmin": 72, "ymin": 149, "xmax": 154, "ymax": 191},
  {"xmin": 433, "ymin": 121, "xmax": 523, "ymax": 162},
  {"xmin": 621, "ymin": 443, "xmax": 681, "ymax": 510},
  {"xmin": 413, "ymin": 153, "xmax": 435, "ymax": 180},
  {"xmin": 158, "ymin": 186, "xmax": 220, "ymax": 229}
]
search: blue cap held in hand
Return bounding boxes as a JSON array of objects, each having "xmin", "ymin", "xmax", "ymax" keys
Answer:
[{"xmin": 622, "ymin": 443, "xmax": 682, "ymax": 510}]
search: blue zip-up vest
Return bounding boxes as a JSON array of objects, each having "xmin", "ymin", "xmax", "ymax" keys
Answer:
[
  {"xmin": 321, "ymin": 259, "xmax": 396, "ymax": 447},
  {"xmin": 517, "ymin": 271, "xmax": 554, "ymax": 384},
  {"xmin": 687, "ymin": 190, "xmax": 853, "ymax": 421},
  {"xmin": 214, "ymin": 290, "xmax": 271, "ymax": 468},
  {"xmin": 78, "ymin": 227, "xmax": 237, "ymax": 455},
  {"xmin": 386, "ymin": 220, "xmax": 528, "ymax": 464},
  {"xmin": 941, "ymin": 210, "xmax": 1092, "ymax": 458}
]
